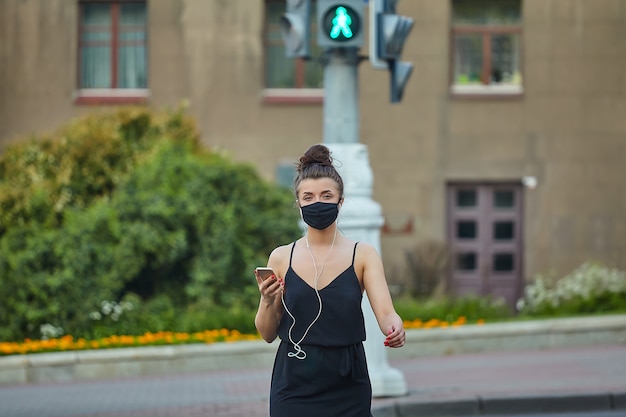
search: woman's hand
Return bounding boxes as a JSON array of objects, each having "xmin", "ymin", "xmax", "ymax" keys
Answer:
[
  {"xmin": 254, "ymin": 269, "xmax": 285, "ymax": 343},
  {"xmin": 383, "ymin": 322, "xmax": 406, "ymax": 348},
  {"xmin": 255, "ymin": 270, "xmax": 284, "ymax": 305}
]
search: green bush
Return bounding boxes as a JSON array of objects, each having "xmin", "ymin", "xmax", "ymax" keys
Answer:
[
  {"xmin": 0, "ymin": 108, "xmax": 188, "ymax": 232},
  {"xmin": 177, "ymin": 297, "xmax": 258, "ymax": 335},
  {"xmin": 394, "ymin": 294, "xmax": 512, "ymax": 323},
  {"xmin": 516, "ymin": 262, "xmax": 626, "ymax": 316},
  {"xmin": 0, "ymin": 108, "xmax": 301, "ymax": 341}
]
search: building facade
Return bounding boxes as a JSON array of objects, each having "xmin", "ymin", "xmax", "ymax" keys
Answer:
[{"xmin": 1, "ymin": 0, "xmax": 625, "ymax": 308}]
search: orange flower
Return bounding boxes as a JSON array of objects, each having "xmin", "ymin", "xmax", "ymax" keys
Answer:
[{"xmin": 0, "ymin": 327, "xmax": 288, "ymax": 357}]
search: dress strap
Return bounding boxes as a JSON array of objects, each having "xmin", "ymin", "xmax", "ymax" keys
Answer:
[
  {"xmin": 289, "ymin": 242, "xmax": 296, "ymax": 268},
  {"xmin": 351, "ymin": 242, "xmax": 359, "ymax": 265}
]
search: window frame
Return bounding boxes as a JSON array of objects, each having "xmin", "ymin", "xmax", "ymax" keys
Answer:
[
  {"xmin": 262, "ymin": 0, "xmax": 323, "ymax": 105},
  {"xmin": 75, "ymin": 0, "xmax": 149, "ymax": 105},
  {"xmin": 449, "ymin": 3, "xmax": 523, "ymax": 99}
]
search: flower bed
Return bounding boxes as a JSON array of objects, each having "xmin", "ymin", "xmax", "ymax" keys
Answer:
[
  {"xmin": 0, "ymin": 318, "xmax": 484, "ymax": 356},
  {"xmin": 0, "ymin": 329, "xmax": 260, "ymax": 356}
]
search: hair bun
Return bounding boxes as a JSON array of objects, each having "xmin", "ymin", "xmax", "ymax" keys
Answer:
[
  {"xmin": 296, "ymin": 144, "xmax": 333, "ymax": 173},
  {"xmin": 293, "ymin": 144, "xmax": 344, "ymax": 199}
]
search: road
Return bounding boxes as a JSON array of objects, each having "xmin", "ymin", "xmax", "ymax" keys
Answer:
[
  {"xmin": 478, "ymin": 413, "xmax": 626, "ymax": 417},
  {"xmin": 0, "ymin": 344, "xmax": 625, "ymax": 417}
]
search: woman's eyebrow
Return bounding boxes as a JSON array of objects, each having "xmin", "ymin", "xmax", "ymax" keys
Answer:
[{"xmin": 302, "ymin": 190, "xmax": 334, "ymax": 195}]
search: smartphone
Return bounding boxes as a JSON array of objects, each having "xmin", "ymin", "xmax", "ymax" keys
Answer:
[{"xmin": 255, "ymin": 267, "xmax": 275, "ymax": 281}]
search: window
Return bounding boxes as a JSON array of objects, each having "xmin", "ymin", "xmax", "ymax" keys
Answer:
[
  {"xmin": 457, "ymin": 252, "xmax": 477, "ymax": 271},
  {"xmin": 450, "ymin": 0, "xmax": 522, "ymax": 96},
  {"xmin": 494, "ymin": 221, "xmax": 514, "ymax": 240},
  {"xmin": 457, "ymin": 221, "xmax": 477, "ymax": 239},
  {"xmin": 456, "ymin": 189, "xmax": 477, "ymax": 208},
  {"xmin": 494, "ymin": 190, "xmax": 515, "ymax": 208},
  {"xmin": 77, "ymin": 1, "xmax": 148, "ymax": 104},
  {"xmin": 263, "ymin": 0, "xmax": 324, "ymax": 104}
]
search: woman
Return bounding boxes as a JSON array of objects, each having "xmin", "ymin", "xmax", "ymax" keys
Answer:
[{"xmin": 254, "ymin": 144, "xmax": 405, "ymax": 417}]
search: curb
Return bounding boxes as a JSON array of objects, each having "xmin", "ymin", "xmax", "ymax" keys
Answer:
[
  {"xmin": 0, "ymin": 338, "xmax": 279, "ymax": 386},
  {"xmin": 389, "ymin": 314, "xmax": 626, "ymax": 360},
  {"xmin": 372, "ymin": 392, "xmax": 626, "ymax": 417}
]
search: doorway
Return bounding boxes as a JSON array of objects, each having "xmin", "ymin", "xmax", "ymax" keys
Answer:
[{"xmin": 446, "ymin": 183, "xmax": 524, "ymax": 310}]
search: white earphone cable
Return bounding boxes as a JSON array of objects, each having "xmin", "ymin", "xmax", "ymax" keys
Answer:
[{"xmin": 281, "ymin": 228, "xmax": 337, "ymax": 360}]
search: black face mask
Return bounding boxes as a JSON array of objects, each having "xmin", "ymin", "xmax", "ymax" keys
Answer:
[{"xmin": 300, "ymin": 202, "xmax": 340, "ymax": 230}]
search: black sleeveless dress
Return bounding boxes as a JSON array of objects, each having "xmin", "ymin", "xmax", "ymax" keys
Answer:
[{"xmin": 270, "ymin": 242, "xmax": 372, "ymax": 417}]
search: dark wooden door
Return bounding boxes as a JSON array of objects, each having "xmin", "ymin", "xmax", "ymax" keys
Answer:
[{"xmin": 447, "ymin": 183, "xmax": 523, "ymax": 309}]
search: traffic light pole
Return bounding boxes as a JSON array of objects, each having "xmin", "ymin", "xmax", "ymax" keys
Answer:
[
  {"xmin": 322, "ymin": 47, "xmax": 408, "ymax": 398},
  {"xmin": 321, "ymin": 48, "xmax": 360, "ymax": 143},
  {"xmin": 281, "ymin": 0, "xmax": 411, "ymax": 399}
]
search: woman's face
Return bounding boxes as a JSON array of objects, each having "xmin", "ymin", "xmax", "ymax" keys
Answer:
[{"xmin": 297, "ymin": 178, "xmax": 342, "ymax": 207}]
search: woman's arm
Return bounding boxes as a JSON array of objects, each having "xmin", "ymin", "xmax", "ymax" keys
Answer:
[
  {"xmin": 360, "ymin": 243, "xmax": 405, "ymax": 348},
  {"xmin": 254, "ymin": 248, "xmax": 286, "ymax": 343}
]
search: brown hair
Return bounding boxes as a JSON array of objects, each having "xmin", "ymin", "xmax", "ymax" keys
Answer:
[{"xmin": 294, "ymin": 144, "xmax": 344, "ymax": 199}]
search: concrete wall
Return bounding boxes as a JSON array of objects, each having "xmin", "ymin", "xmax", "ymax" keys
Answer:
[{"xmin": 1, "ymin": 0, "xmax": 625, "ymax": 288}]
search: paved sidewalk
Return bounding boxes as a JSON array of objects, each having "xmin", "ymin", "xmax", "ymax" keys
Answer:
[
  {"xmin": 0, "ymin": 344, "xmax": 625, "ymax": 417},
  {"xmin": 373, "ymin": 344, "xmax": 626, "ymax": 416}
]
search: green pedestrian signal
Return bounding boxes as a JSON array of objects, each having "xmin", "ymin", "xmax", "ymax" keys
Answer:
[
  {"xmin": 322, "ymin": 5, "xmax": 360, "ymax": 42},
  {"xmin": 317, "ymin": 0, "xmax": 363, "ymax": 47},
  {"xmin": 329, "ymin": 7, "xmax": 354, "ymax": 40}
]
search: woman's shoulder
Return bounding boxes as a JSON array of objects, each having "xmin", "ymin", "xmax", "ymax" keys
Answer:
[
  {"xmin": 336, "ymin": 236, "xmax": 377, "ymax": 257},
  {"xmin": 353, "ymin": 241, "xmax": 382, "ymax": 266},
  {"xmin": 350, "ymin": 241, "xmax": 383, "ymax": 282},
  {"xmin": 267, "ymin": 240, "xmax": 299, "ymax": 276},
  {"xmin": 269, "ymin": 241, "xmax": 296, "ymax": 259},
  {"xmin": 354, "ymin": 240, "xmax": 377, "ymax": 255}
]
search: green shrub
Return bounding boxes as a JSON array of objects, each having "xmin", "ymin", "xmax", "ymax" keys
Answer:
[
  {"xmin": 516, "ymin": 262, "xmax": 626, "ymax": 316},
  {"xmin": 0, "ymin": 107, "xmax": 193, "ymax": 232},
  {"xmin": 178, "ymin": 297, "xmax": 258, "ymax": 335},
  {"xmin": 394, "ymin": 294, "xmax": 512, "ymax": 323},
  {"xmin": 0, "ymin": 108, "xmax": 301, "ymax": 341}
]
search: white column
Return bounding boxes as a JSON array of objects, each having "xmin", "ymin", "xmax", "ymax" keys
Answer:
[{"xmin": 327, "ymin": 143, "xmax": 407, "ymax": 397}]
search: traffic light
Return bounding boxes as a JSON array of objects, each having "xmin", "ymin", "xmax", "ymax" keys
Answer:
[
  {"xmin": 280, "ymin": 0, "xmax": 312, "ymax": 58},
  {"xmin": 317, "ymin": 0, "xmax": 365, "ymax": 48},
  {"xmin": 370, "ymin": 0, "xmax": 414, "ymax": 102},
  {"xmin": 388, "ymin": 60, "xmax": 413, "ymax": 103}
]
